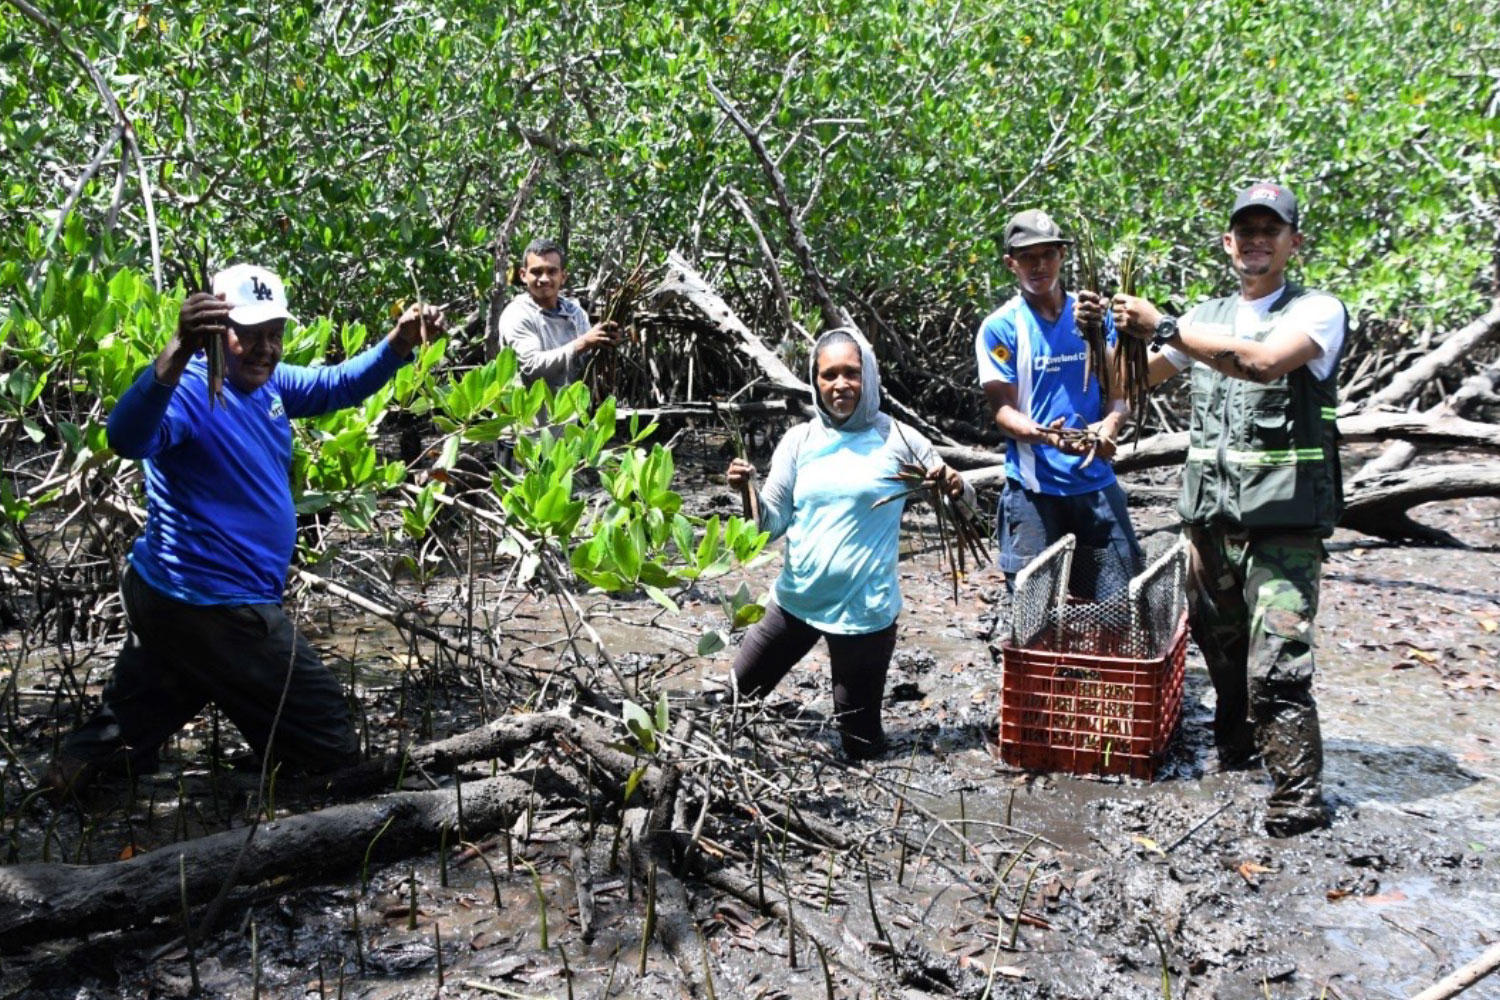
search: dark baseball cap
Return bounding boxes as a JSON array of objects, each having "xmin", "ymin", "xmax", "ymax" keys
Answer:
[
  {"xmin": 1003, "ymin": 209, "xmax": 1072, "ymax": 251},
  {"xmin": 1230, "ymin": 182, "xmax": 1299, "ymax": 228}
]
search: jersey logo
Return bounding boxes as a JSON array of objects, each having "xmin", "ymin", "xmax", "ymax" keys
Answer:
[
  {"xmin": 989, "ymin": 343, "xmax": 1011, "ymax": 364},
  {"xmin": 269, "ymin": 399, "xmax": 285, "ymax": 420}
]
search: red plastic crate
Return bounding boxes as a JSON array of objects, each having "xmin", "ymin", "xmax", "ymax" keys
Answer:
[{"xmin": 998, "ymin": 613, "xmax": 1188, "ymax": 780}]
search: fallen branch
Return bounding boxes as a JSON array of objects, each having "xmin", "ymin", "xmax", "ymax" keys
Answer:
[
  {"xmin": 1357, "ymin": 298, "xmax": 1500, "ymax": 413},
  {"xmin": 1408, "ymin": 939, "xmax": 1500, "ymax": 1000},
  {"xmin": 945, "ymin": 409, "xmax": 1500, "ymax": 482},
  {"xmin": 0, "ymin": 775, "xmax": 531, "ymax": 948},
  {"xmin": 655, "ymin": 251, "xmax": 811, "ymax": 396}
]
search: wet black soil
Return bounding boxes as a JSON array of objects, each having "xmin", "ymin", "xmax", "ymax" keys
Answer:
[{"xmin": 2, "ymin": 458, "xmax": 1497, "ymax": 1000}]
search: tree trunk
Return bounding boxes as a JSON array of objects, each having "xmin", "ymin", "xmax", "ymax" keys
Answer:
[{"xmin": 0, "ymin": 776, "xmax": 531, "ymax": 948}]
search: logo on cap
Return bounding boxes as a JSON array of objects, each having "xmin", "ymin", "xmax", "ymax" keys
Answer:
[
  {"xmin": 1247, "ymin": 185, "xmax": 1281, "ymax": 202},
  {"xmin": 251, "ymin": 276, "xmax": 274, "ymax": 301},
  {"xmin": 1034, "ymin": 211, "xmax": 1058, "ymax": 235}
]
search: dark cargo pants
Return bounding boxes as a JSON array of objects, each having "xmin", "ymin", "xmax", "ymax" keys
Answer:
[
  {"xmin": 1185, "ymin": 526, "xmax": 1326, "ymax": 830},
  {"xmin": 63, "ymin": 566, "xmax": 359, "ymax": 776}
]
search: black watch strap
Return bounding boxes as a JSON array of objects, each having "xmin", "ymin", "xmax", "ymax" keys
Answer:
[{"xmin": 1151, "ymin": 315, "xmax": 1178, "ymax": 349}]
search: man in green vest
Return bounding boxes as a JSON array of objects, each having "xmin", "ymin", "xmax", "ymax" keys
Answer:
[{"xmin": 1103, "ymin": 182, "xmax": 1347, "ymax": 837}]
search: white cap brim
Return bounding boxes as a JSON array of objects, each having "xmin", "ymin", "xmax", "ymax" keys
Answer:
[{"xmin": 228, "ymin": 302, "xmax": 294, "ymax": 326}]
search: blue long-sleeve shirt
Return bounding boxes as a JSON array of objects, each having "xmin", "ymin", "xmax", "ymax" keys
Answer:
[{"xmin": 109, "ymin": 341, "xmax": 409, "ymax": 605}]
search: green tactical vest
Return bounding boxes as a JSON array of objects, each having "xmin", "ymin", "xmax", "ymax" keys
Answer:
[{"xmin": 1178, "ymin": 284, "xmax": 1345, "ymax": 536}]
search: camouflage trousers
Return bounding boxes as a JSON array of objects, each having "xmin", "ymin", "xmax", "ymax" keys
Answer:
[{"xmin": 1185, "ymin": 525, "xmax": 1326, "ymax": 827}]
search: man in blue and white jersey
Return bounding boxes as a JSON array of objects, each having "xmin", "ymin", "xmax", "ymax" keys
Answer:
[{"xmin": 974, "ymin": 209, "xmax": 1141, "ymax": 595}]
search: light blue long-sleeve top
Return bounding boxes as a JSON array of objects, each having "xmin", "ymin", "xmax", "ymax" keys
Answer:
[{"xmin": 752, "ymin": 331, "xmax": 976, "ymax": 634}]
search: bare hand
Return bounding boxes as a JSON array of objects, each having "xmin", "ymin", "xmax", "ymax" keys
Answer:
[
  {"xmin": 1033, "ymin": 416, "xmax": 1069, "ymax": 449},
  {"xmin": 1075, "ymin": 289, "xmax": 1107, "ymax": 332},
  {"xmin": 577, "ymin": 321, "xmax": 620, "ymax": 353},
  {"xmin": 1110, "ymin": 294, "xmax": 1162, "ymax": 341},
  {"xmin": 924, "ymin": 464, "xmax": 965, "ymax": 499},
  {"xmin": 390, "ymin": 303, "xmax": 447, "ymax": 354},
  {"xmin": 726, "ymin": 457, "xmax": 755, "ymax": 493},
  {"xmin": 175, "ymin": 292, "xmax": 230, "ymax": 351},
  {"xmin": 155, "ymin": 292, "xmax": 230, "ymax": 383}
]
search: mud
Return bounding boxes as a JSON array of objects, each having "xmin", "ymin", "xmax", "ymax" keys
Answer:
[{"xmin": 1, "ymin": 458, "xmax": 1497, "ymax": 1000}]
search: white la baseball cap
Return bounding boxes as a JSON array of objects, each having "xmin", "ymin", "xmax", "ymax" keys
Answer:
[{"xmin": 212, "ymin": 263, "xmax": 295, "ymax": 326}]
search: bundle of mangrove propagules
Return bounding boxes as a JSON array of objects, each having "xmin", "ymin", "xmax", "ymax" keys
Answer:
[
  {"xmin": 181, "ymin": 237, "xmax": 225, "ymax": 408},
  {"xmin": 584, "ymin": 254, "xmax": 656, "ymax": 404},
  {"xmin": 1075, "ymin": 223, "xmax": 1111, "ymax": 401},
  {"xmin": 1111, "ymin": 247, "xmax": 1152, "ymax": 423},
  {"xmin": 872, "ymin": 457, "xmax": 989, "ymax": 605}
]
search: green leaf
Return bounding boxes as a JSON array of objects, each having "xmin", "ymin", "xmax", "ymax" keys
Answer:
[
  {"xmin": 622, "ymin": 700, "xmax": 656, "ymax": 754},
  {"xmin": 624, "ymin": 765, "xmax": 647, "ymax": 802},
  {"xmin": 731, "ymin": 601, "xmax": 766, "ymax": 630},
  {"xmin": 697, "ymin": 629, "xmax": 728, "ymax": 656},
  {"xmin": 643, "ymin": 584, "xmax": 679, "ymax": 615}
]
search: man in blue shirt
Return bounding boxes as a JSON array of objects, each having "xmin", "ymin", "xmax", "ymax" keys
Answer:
[
  {"xmin": 49, "ymin": 264, "xmax": 444, "ymax": 792},
  {"xmin": 974, "ymin": 210, "xmax": 1141, "ymax": 596}
]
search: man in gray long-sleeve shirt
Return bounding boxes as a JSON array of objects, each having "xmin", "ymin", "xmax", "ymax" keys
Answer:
[{"xmin": 497, "ymin": 237, "xmax": 618, "ymax": 390}]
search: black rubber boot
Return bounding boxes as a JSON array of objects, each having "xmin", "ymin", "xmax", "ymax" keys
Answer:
[{"xmin": 1255, "ymin": 684, "xmax": 1328, "ymax": 837}]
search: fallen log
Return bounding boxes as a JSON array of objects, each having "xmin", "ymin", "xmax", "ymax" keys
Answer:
[
  {"xmin": 955, "ymin": 452, "xmax": 1500, "ymax": 544},
  {"xmin": 615, "ymin": 398, "xmax": 807, "ymax": 425},
  {"xmin": 946, "ymin": 410, "xmax": 1500, "ymax": 483},
  {"xmin": 0, "ymin": 775, "xmax": 530, "ymax": 949},
  {"xmin": 656, "ymin": 252, "xmax": 955, "ymax": 444},
  {"xmin": 1340, "ymin": 461, "xmax": 1500, "ymax": 544},
  {"xmin": 1350, "ymin": 358, "xmax": 1500, "ymax": 485},
  {"xmin": 655, "ymin": 252, "xmax": 810, "ymax": 396}
]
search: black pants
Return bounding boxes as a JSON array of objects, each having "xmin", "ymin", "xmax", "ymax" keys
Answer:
[
  {"xmin": 63, "ymin": 567, "xmax": 358, "ymax": 775},
  {"xmin": 731, "ymin": 601, "xmax": 898, "ymax": 757}
]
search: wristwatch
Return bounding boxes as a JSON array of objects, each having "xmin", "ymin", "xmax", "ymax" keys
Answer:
[{"xmin": 1151, "ymin": 315, "xmax": 1179, "ymax": 349}]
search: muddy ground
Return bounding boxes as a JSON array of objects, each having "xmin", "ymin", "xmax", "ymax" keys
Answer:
[{"xmin": 1, "ymin": 448, "xmax": 1497, "ymax": 1000}]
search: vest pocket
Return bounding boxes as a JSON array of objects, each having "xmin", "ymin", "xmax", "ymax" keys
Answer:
[
  {"xmin": 1244, "ymin": 386, "xmax": 1293, "ymax": 452},
  {"xmin": 1238, "ymin": 464, "xmax": 1315, "ymax": 529}
]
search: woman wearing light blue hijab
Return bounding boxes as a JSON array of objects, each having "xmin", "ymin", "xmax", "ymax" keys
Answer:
[{"xmin": 726, "ymin": 329, "xmax": 974, "ymax": 759}]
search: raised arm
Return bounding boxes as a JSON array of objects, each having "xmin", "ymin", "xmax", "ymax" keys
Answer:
[
  {"xmin": 108, "ymin": 292, "xmax": 230, "ymax": 457},
  {"xmin": 278, "ymin": 303, "xmax": 444, "ymax": 418}
]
